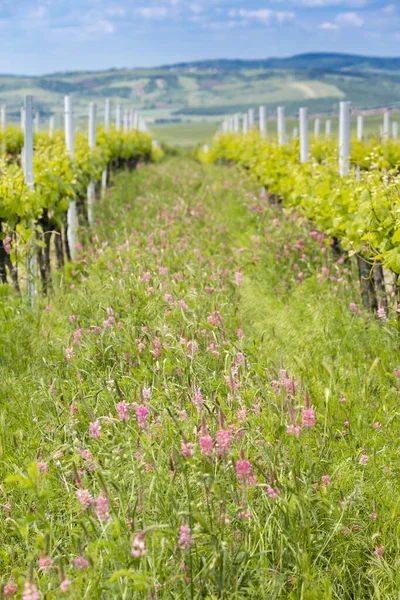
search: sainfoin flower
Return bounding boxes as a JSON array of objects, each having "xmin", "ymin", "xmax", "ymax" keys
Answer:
[
  {"xmin": 178, "ymin": 522, "xmax": 192, "ymax": 550},
  {"xmin": 22, "ymin": 581, "xmax": 41, "ymax": 600},
  {"xmin": 193, "ymin": 386, "xmax": 204, "ymax": 411},
  {"xmin": 73, "ymin": 556, "xmax": 89, "ymax": 570},
  {"xmin": 236, "ymin": 457, "xmax": 252, "ymax": 484},
  {"xmin": 135, "ymin": 404, "xmax": 149, "ymax": 429},
  {"xmin": 4, "ymin": 581, "xmax": 17, "ymax": 597},
  {"xmin": 181, "ymin": 442, "xmax": 194, "ymax": 458},
  {"xmin": 89, "ymin": 420, "xmax": 102, "ymax": 438},
  {"xmin": 60, "ymin": 580, "xmax": 71, "ymax": 593},
  {"xmin": 131, "ymin": 534, "xmax": 146, "ymax": 558},
  {"xmin": 95, "ymin": 494, "xmax": 110, "ymax": 522},
  {"xmin": 301, "ymin": 408, "xmax": 316, "ymax": 428},
  {"xmin": 373, "ymin": 546, "xmax": 384, "ymax": 559},
  {"xmin": 76, "ymin": 489, "xmax": 94, "ymax": 510},
  {"xmin": 215, "ymin": 429, "xmax": 231, "ymax": 457},
  {"xmin": 38, "ymin": 556, "xmax": 52, "ymax": 572},
  {"xmin": 359, "ymin": 453, "xmax": 369, "ymax": 465},
  {"xmin": 199, "ymin": 432, "xmax": 214, "ymax": 457},
  {"xmin": 116, "ymin": 401, "xmax": 130, "ymax": 422}
]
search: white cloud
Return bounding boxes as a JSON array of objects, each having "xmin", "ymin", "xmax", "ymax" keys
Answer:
[
  {"xmin": 228, "ymin": 8, "xmax": 295, "ymax": 24},
  {"xmin": 320, "ymin": 10, "xmax": 364, "ymax": 29},
  {"xmin": 298, "ymin": 0, "xmax": 367, "ymax": 6},
  {"xmin": 136, "ymin": 6, "xmax": 169, "ymax": 19},
  {"xmin": 189, "ymin": 3, "xmax": 203, "ymax": 14},
  {"xmin": 336, "ymin": 11, "xmax": 364, "ymax": 26},
  {"xmin": 382, "ymin": 4, "xmax": 396, "ymax": 14},
  {"xmin": 105, "ymin": 6, "xmax": 126, "ymax": 18}
]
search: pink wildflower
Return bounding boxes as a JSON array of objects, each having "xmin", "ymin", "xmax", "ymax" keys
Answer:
[
  {"xmin": 286, "ymin": 424, "xmax": 301, "ymax": 437},
  {"xmin": 131, "ymin": 534, "xmax": 146, "ymax": 558},
  {"xmin": 22, "ymin": 581, "xmax": 40, "ymax": 600},
  {"xmin": 236, "ymin": 327, "xmax": 245, "ymax": 339},
  {"xmin": 65, "ymin": 347, "xmax": 75, "ymax": 361},
  {"xmin": 301, "ymin": 408, "xmax": 316, "ymax": 428},
  {"xmin": 73, "ymin": 556, "xmax": 89, "ymax": 570},
  {"xmin": 193, "ymin": 386, "xmax": 204, "ymax": 411},
  {"xmin": 4, "ymin": 581, "xmax": 17, "ymax": 597},
  {"xmin": 215, "ymin": 429, "xmax": 231, "ymax": 457},
  {"xmin": 236, "ymin": 457, "xmax": 253, "ymax": 484},
  {"xmin": 359, "ymin": 454, "xmax": 369, "ymax": 465},
  {"xmin": 349, "ymin": 303, "xmax": 359, "ymax": 314},
  {"xmin": 266, "ymin": 485, "xmax": 280, "ymax": 499},
  {"xmin": 373, "ymin": 422, "xmax": 382, "ymax": 430},
  {"xmin": 235, "ymin": 271, "xmax": 243, "ymax": 287},
  {"xmin": 37, "ymin": 462, "xmax": 48, "ymax": 474},
  {"xmin": 134, "ymin": 404, "xmax": 149, "ymax": 429},
  {"xmin": 76, "ymin": 489, "xmax": 94, "ymax": 510},
  {"xmin": 181, "ymin": 442, "xmax": 194, "ymax": 459},
  {"xmin": 199, "ymin": 433, "xmax": 214, "ymax": 457},
  {"xmin": 142, "ymin": 386, "xmax": 152, "ymax": 400},
  {"xmin": 89, "ymin": 420, "xmax": 101, "ymax": 438},
  {"xmin": 116, "ymin": 401, "xmax": 130, "ymax": 422},
  {"xmin": 321, "ymin": 475, "xmax": 331, "ymax": 488},
  {"xmin": 178, "ymin": 523, "xmax": 192, "ymax": 550},
  {"xmin": 377, "ymin": 306, "xmax": 387, "ymax": 320},
  {"xmin": 60, "ymin": 580, "xmax": 71, "ymax": 593},
  {"xmin": 38, "ymin": 556, "xmax": 52, "ymax": 573},
  {"xmin": 373, "ymin": 546, "xmax": 384, "ymax": 559},
  {"xmin": 69, "ymin": 314, "xmax": 76, "ymax": 322},
  {"xmin": 95, "ymin": 494, "xmax": 110, "ymax": 523}
]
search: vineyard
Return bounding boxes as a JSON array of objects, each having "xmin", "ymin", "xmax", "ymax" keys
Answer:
[{"xmin": 1, "ymin": 97, "xmax": 400, "ymax": 599}]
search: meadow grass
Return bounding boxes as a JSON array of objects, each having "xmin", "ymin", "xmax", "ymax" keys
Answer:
[{"xmin": 0, "ymin": 158, "xmax": 400, "ymax": 598}]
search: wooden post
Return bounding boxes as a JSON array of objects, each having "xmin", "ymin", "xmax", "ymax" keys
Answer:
[
  {"xmin": 259, "ymin": 106, "xmax": 267, "ymax": 138},
  {"xmin": 357, "ymin": 115, "xmax": 363, "ymax": 142},
  {"xmin": 24, "ymin": 95, "xmax": 35, "ymax": 302},
  {"xmin": 277, "ymin": 106, "xmax": 285, "ymax": 146},
  {"xmin": 339, "ymin": 101, "xmax": 351, "ymax": 177},
  {"xmin": 325, "ymin": 120, "xmax": 331, "ymax": 136},
  {"xmin": 383, "ymin": 110, "xmax": 390, "ymax": 140},
  {"xmin": 65, "ymin": 96, "xmax": 77, "ymax": 259},
  {"xmin": 116, "ymin": 104, "xmax": 121, "ymax": 132},
  {"xmin": 88, "ymin": 102, "xmax": 97, "ymax": 226},
  {"xmin": 314, "ymin": 118, "xmax": 320, "ymax": 138},
  {"xmin": 1, "ymin": 105, "xmax": 6, "ymax": 153},
  {"xmin": 49, "ymin": 115, "xmax": 55, "ymax": 139},
  {"xmin": 299, "ymin": 107, "xmax": 309, "ymax": 163}
]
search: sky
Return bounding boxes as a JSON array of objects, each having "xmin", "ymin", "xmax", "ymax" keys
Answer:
[{"xmin": 0, "ymin": 0, "xmax": 398, "ymax": 74}]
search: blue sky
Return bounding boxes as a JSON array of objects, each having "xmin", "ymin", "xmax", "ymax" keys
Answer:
[{"xmin": 0, "ymin": 0, "xmax": 398, "ymax": 74}]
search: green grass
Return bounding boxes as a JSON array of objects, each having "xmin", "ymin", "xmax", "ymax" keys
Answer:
[
  {"xmin": 150, "ymin": 121, "xmax": 219, "ymax": 146},
  {"xmin": 1, "ymin": 157, "xmax": 400, "ymax": 597}
]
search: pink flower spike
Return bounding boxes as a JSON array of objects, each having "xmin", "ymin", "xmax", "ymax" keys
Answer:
[
  {"xmin": 131, "ymin": 534, "xmax": 147, "ymax": 558},
  {"xmin": 301, "ymin": 408, "xmax": 316, "ymax": 428},
  {"xmin": 76, "ymin": 489, "xmax": 94, "ymax": 510},
  {"xmin": 22, "ymin": 581, "xmax": 41, "ymax": 600},
  {"xmin": 73, "ymin": 556, "xmax": 89, "ymax": 570},
  {"xmin": 181, "ymin": 442, "xmax": 194, "ymax": 459},
  {"xmin": 359, "ymin": 453, "xmax": 369, "ymax": 465},
  {"xmin": 60, "ymin": 580, "xmax": 71, "ymax": 593},
  {"xmin": 4, "ymin": 581, "xmax": 18, "ymax": 597},
  {"xmin": 89, "ymin": 420, "xmax": 102, "ymax": 438},
  {"xmin": 178, "ymin": 522, "xmax": 192, "ymax": 550}
]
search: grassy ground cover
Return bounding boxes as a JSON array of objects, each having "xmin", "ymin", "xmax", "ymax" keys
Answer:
[{"xmin": 1, "ymin": 158, "xmax": 400, "ymax": 598}]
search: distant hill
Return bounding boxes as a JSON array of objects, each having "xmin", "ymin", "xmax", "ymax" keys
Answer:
[{"xmin": 1, "ymin": 53, "xmax": 400, "ymax": 126}]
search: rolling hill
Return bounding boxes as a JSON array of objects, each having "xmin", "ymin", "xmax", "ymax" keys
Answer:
[{"xmin": 1, "ymin": 53, "xmax": 400, "ymax": 126}]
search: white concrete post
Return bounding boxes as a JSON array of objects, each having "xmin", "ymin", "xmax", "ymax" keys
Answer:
[
  {"xmin": 104, "ymin": 98, "xmax": 111, "ymax": 133},
  {"xmin": 259, "ymin": 106, "xmax": 267, "ymax": 138},
  {"xmin": 242, "ymin": 114, "xmax": 248, "ymax": 135},
  {"xmin": 357, "ymin": 115, "xmax": 363, "ymax": 142},
  {"xmin": 393, "ymin": 121, "xmax": 399, "ymax": 140},
  {"xmin": 133, "ymin": 112, "xmax": 139, "ymax": 130},
  {"xmin": 87, "ymin": 102, "xmax": 97, "ymax": 226},
  {"xmin": 1, "ymin": 105, "xmax": 6, "ymax": 153},
  {"xmin": 325, "ymin": 120, "xmax": 331, "ymax": 136},
  {"xmin": 299, "ymin": 107, "xmax": 309, "ymax": 163},
  {"xmin": 222, "ymin": 119, "xmax": 228, "ymax": 133},
  {"xmin": 234, "ymin": 114, "xmax": 240, "ymax": 133},
  {"xmin": 339, "ymin": 101, "xmax": 351, "ymax": 177},
  {"xmin": 123, "ymin": 110, "xmax": 129, "ymax": 134},
  {"xmin": 21, "ymin": 107, "xmax": 25, "ymax": 131},
  {"xmin": 383, "ymin": 110, "xmax": 390, "ymax": 140},
  {"xmin": 248, "ymin": 108, "xmax": 255, "ymax": 128},
  {"xmin": 49, "ymin": 115, "xmax": 55, "ymax": 139},
  {"xmin": 24, "ymin": 95, "xmax": 35, "ymax": 301},
  {"xmin": 314, "ymin": 118, "xmax": 320, "ymax": 138},
  {"xmin": 34, "ymin": 110, "xmax": 40, "ymax": 134},
  {"xmin": 115, "ymin": 104, "xmax": 121, "ymax": 132},
  {"xmin": 277, "ymin": 106, "xmax": 286, "ymax": 146},
  {"xmin": 64, "ymin": 96, "xmax": 77, "ymax": 259}
]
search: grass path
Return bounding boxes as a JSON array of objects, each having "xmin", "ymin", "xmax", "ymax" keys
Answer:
[{"xmin": 1, "ymin": 158, "xmax": 400, "ymax": 598}]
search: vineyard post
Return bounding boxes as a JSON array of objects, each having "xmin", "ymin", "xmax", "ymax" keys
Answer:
[
  {"xmin": 393, "ymin": 122, "xmax": 399, "ymax": 139},
  {"xmin": 248, "ymin": 109, "xmax": 255, "ymax": 128},
  {"xmin": 259, "ymin": 106, "xmax": 267, "ymax": 138},
  {"xmin": 21, "ymin": 107, "xmax": 25, "ymax": 131},
  {"xmin": 133, "ymin": 112, "xmax": 139, "ymax": 130},
  {"xmin": 115, "ymin": 104, "xmax": 121, "ymax": 132},
  {"xmin": 357, "ymin": 115, "xmax": 364, "ymax": 141},
  {"xmin": 24, "ymin": 95, "xmax": 35, "ymax": 302},
  {"xmin": 123, "ymin": 109, "xmax": 129, "ymax": 134},
  {"xmin": 88, "ymin": 102, "xmax": 97, "ymax": 226},
  {"xmin": 129, "ymin": 109, "xmax": 134, "ymax": 131},
  {"xmin": 49, "ymin": 115, "xmax": 55, "ymax": 139},
  {"xmin": 34, "ymin": 110, "xmax": 40, "ymax": 134},
  {"xmin": 314, "ymin": 118, "xmax": 320, "ymax": 138},
  {"xmin": 299, "ymin": 107, "xmax": 309, "ymax": 163},
  {"xmin": 383, "ymin": 110, "xmax": 390, "ymax": 140},
  {"xmin": 325, "ymin": 120, "xmax": 331, "ymax": 136},
  {"xmin": 0, "ymin": 105, "xmax": 6, "ymax": 153},
  {"xmin": 339, "ymin": 101, "xmax": 351, "ymax": 177},
  {"xmin": 64, "ymin": 95, "xmax": 77, "ymax": 259},
  {"xmin": 101, "ymin": 99, "xmax": 111, "ymax": 199},
  {"xmin": 242, "ymin": 114, "xmax": 248, "ymax": 135},
  {"xmin": 234, "ymin": 114, "xmax": 240, "ymax": 133},
  {"xmin": 277, "ymin": 106, "xmax": 285, "ymax": 146}
]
